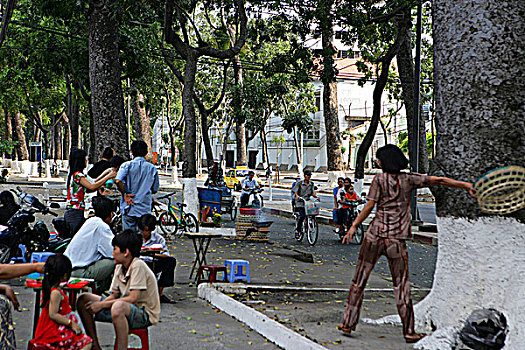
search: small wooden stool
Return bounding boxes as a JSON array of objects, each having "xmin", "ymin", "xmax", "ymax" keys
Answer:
[
  {"xmin": 197, "ymin": 265, "xmax": 227, "ymax": 284},
  {"xmin": 114, "ymin": 328, "xmax": 149, "ymax": 350}
]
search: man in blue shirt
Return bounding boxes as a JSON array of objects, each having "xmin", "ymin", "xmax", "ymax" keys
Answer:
[{"xmin": 115, "ymin": 141, "xmax": 160, "ymax": 231}]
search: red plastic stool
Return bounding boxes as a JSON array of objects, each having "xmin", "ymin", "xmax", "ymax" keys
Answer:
[
  {"xmin": 114, "ymin": 328, "xmax": 149, "ymax": 350},
  {"xmin": 197, "ymin": 265, "xmax": 227, "ymax": 284}
]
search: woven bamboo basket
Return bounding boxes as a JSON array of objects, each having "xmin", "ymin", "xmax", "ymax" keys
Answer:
[{"xmin": 474, "ymin": 166, "xmax": 525, "ymax": 214}]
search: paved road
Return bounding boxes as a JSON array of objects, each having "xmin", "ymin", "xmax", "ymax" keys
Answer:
[
  {"xmin": 261, "ymin": 186, "xmax": 437, "ymax": 224},
  {"xmin": 154, "ymin": 189, "xmax": 437, "ymax": 289}
]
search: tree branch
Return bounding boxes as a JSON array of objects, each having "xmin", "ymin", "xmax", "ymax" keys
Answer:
[
  {"xmin": 366, "ymin": 4, "xmax": 409, "ymax": 25},
  {"xmin": 0, "ymin": 0, "xmax": 16, "ymax": 49}
]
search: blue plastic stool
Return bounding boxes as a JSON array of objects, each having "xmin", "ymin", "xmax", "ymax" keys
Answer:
[
  {"xmin": 28, "ymin": 252, "xmax": 55, "ymax": 279},
  {"xmin": 11, "ymin": 244, "xmax": 27, "ymax": 263},
  {"xmin": 224, "ymin": 259, "xmax": 250, "ymax": 283}
]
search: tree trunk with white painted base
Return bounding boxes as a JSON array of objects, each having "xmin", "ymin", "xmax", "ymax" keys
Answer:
[{"xmin": 368, "ymin": 1, "xmax": 525, "ymax": 349}]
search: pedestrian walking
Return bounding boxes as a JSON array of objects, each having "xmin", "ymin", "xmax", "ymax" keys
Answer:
[
  {"xmin": 339, "ymin": 144, "xmax": 476, "ymax": 343},
  {"xmin": 114, "ymin": 141, "xmax": 159, "ymax": 231}
]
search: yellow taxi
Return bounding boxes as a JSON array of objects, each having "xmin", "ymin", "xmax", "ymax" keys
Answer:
[{"xmin": 224, "ymin": 167, "xmax": 258, "ymax": 191}]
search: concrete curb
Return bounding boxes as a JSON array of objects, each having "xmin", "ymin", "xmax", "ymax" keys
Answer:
[
  {"xmin": 262, "ymin": 207, "xmax": 438, "ymax": 247},
  {"xmin": 198, "ymin": 283, "xmax": 327, "ymax": 350}
]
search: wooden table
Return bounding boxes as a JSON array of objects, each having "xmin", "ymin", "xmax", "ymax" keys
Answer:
[
  {"xmin": 26, "ymin": 278, "xmax": 94, "ymax": 337},
  {"xmin": 184, "ymin": 232, "xmax": 222, "ymax": 280}
]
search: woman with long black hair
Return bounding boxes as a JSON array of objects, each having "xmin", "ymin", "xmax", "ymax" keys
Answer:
[
  {"xmin": 338, "ymin": 144, "xmax": 476, "ymax": 343},
  {"xmin": 65, "ymin": 149, "xmax": 116, "ymax": 236}
]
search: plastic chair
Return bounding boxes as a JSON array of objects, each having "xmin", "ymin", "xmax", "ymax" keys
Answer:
[
  {"xmin": 29, "ymin": 252, "xmax": 55, "ymax": 279},
  {"xmin": 114, "ymin": 328, "xmax": 149, "ymax": 350},
  {"xmin": 224, "ymin": 259, "xmax": 250, "ymax": 283},
  {"xmin": 197, "ymin": 265, "xmax": 227, "ymax": 284},
  {"xmin": 11, "ymin": 244, "xmax": 27, "ymax": 263}
]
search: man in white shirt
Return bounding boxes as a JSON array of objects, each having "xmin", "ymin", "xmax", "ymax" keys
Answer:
[
  {"xmin": 240, "ymin": 171, "xmax": 260, "ymax": 207},
  {"xmin": 65, "ymin": 196, "xmax": 115, "ymax": 292}
]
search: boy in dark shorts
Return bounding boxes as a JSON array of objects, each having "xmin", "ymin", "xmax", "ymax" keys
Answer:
[{"xmin": 77, "ymin": 230, "xmax": 160, "ymax": 350}]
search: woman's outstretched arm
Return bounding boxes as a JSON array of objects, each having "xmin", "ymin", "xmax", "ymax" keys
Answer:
[{"xmin": 429, "ymin": 176, "xmax": 476, "ymax": 198}]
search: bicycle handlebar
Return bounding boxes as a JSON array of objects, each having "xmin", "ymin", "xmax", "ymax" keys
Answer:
[{"xmin": 156, "ymin": 191, "xmax": 178, "ymax": 200}]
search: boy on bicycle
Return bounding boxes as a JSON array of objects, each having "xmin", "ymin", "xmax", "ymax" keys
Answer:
[{"xmin": 292, "ymin": 170, "xmax": 319, "ymax": 239}]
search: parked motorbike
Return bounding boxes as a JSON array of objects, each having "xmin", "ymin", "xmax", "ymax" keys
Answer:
[{"xmin": 0, "ymin": 188, "xmax": 69, "ymax": 263}]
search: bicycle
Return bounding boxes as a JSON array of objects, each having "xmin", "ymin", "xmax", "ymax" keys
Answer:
[
  {"xmin": 338, "ymin": 200, "xmax": 366, "ymax": 244},
  {"xmin": 154, "ymin": 192, "xmax": 199, "ymax": 240},
  {"xmin": 293, "ymin": 197, "xmax": 320, "ymax": 246}
]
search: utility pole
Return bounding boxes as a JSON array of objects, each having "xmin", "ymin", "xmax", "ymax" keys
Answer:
[{"xmin": 410, "ymin": 0, "xmax": 423, "ymax": 222}]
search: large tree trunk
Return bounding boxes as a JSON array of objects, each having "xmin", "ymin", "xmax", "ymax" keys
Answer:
[
  {"xmin": 233, "ymin": 56, "xmax": 247, "ymax": 166},
  {"xmin": 260, "ymin": 130, "xmax": 268, "ymax": 169},
  {"xmin": 369, "ymin": 2, "xmax": 525, "ymax": 348},
  {"xmin": 66, "ymin": 75, "xmax": 81, "ymax": 151},
  {"xmin": 13, "ymin": 112, "xmax": 28, "ymax": 160},
  {"xmin": 3, "ymin": 106, "xmax": 13, "ymax": 159},
  {"xmin": 200, "ymin": 110, "xmax": 214, "ymax": 167},
  {"xmin": 355, "ymin": 43, "xmax": 399, "ymax": 179},
  {"xmin": 396, "ymin": 7, "xmax": 429, "ymax": 173},
  {"xmin": 320, "ymin": 2, "xmax": 344, "ymax": 173},
  {"xmin": 87, "ymin": 0, "xmax": 128, "ymax": 160},
  {"xmin": 54, "ymin": 118, "xmax": 62, "ymax": 160},
  {"xmin": 181, "ymin": 51, "xmax": 198, "ymax": 177},
  {"xmin": 62, "ymin": 113, "xmax": 70, "ymax": 160},
  {"xmin": 130, "ymin": 83, "xmax": 152, "ymax": 151},
  {"xmin": 293, "ymin": 127, "xmax": 304, "ymax": 177}
]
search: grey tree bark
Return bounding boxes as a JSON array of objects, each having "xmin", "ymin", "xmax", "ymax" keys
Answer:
[
  {"xmin": 320, "ymin": 0, "xmax": 344, "ymax": 172},
  {"xmin": 355, "ymin": 38, "xmax": 400, "ymax": 179},
  {"xmin": 396, "ymin": 7, "xmax": 429, "ymax": 173},
  {"xmin": 87, "ymin": 0, "xmax": 128, "ymax": 160},
  {"xmin": 2, "ymin": 105, "xmax": 13, "ymax": 158},
  {"xmin": 163, "ymin": 0, "xmax": 247, "ymax": 178},
  {"xmin": 430, "ymin": 0, "xmax": 525, "ymax": 219},
  {"xmin": 181, "ymin": 51, "xmax": 199, "ymax": 177},
  {"xmin": 66, "ymin": 75, "xmax": 81, "ymax": 151},
  {"xmin": 403, "ymin": 1, "xmax": 525, "ymax": 346},
  {"xmin": 13, "ymin": 112, "xmax": 28, "ymax": 160},
  {"xmin": 130, "ymin": 83, "xmax": 152, "ymax": 151},
  {"xmin": 233, "ymin": 56, "xmax": 247, "ymax": 166}
]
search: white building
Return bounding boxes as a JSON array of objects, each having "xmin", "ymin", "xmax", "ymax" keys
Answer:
[{"xmin": 208, "ymin": 56, "xmax": 409, "ymax": 171}]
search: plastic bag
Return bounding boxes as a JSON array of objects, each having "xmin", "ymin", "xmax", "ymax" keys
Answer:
[{"xmin": 459, "ymin": 308, "xmax": 508, "ymax": 350}]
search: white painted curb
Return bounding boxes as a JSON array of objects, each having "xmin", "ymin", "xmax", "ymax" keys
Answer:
[{"xmin": 198, "ymin": 284, "xmax": 327, "ymax": 350}]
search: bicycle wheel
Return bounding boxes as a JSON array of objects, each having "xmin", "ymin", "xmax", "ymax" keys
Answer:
[
  {"xmin": 306, "ymin": 217, "xmax": 319, "ymax": 246},
  {"xmin": 182, "ymin": 213, "xmax": 199, "ymax": 233},
  {"xmin": 159, "ymin": 211, "xmax": 179, "ymax": 240},
  {"xmin": 351, "ymin": 224, "xmax": 365, "ymax": 245},
  {"xmin": 294, "ymin": 215, "xmax": 304, "ymax": 242}
]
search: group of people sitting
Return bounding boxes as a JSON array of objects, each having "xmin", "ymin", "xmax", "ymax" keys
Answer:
[{"xmin": 0, "ymin": 140, "xmax": 174, "ymax": 349}]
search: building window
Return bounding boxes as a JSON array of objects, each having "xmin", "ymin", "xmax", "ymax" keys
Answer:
[
  {"xmin": 315, "ymin": 92, "xmax": 321, "ymax": 111},
  {"xmin": 306, "ymin": 122, "xmax": 320, "ymax": 141}
]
